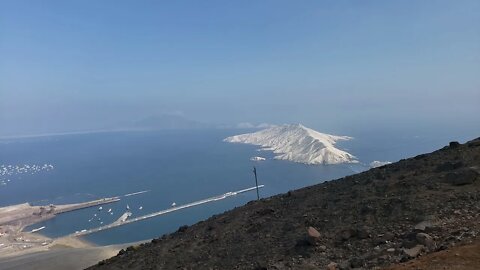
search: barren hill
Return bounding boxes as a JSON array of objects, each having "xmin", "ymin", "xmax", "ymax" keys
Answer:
[{"xmin": 89, "ymin": 138, "xmax": 480, "ymax": 270}]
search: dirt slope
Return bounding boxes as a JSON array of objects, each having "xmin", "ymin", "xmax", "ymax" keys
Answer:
[
  {"xmin": 386, "ymin": 240, "xmax": 480, "ymax": 270},
  {"xmin": 88, "ymin": 138, "xmax": 480, "ymax": 270}
]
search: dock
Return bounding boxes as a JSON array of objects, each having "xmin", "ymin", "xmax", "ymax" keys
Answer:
[
  {"xmin": 70, "ymin": 185, "xmax": 265, "ymax": 237},
  {"xmin": 53, "ymin": 197, "xmax": 120, "ymax": 214},
  {"xmin": 0, "ymin": 195, "xmax": 124, "ymax": 257}
]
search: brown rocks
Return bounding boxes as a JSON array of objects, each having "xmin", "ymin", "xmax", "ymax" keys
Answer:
[
  {"xmin": 326, "ymin": 262, "xmax": 338, "ymax": 270},
  {"xmin": 416, "ymin": 233, "xmax": 436, "ymax": 250},
  {"xmin": 306, "ymin": 226, "xmax": 321, "ymax": 245}
]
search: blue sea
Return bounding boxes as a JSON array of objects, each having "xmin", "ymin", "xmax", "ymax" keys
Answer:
[{"xmin": 0, "ymin": 128, "xmax": 475, "ymax": 245}]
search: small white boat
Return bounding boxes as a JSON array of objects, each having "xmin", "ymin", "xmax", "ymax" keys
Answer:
[
  {"xmin": 107, "ymin": 208, "xmax": 112, "ymax": 213},
  {"xmin": 171, "ymin": 202, "xmax": 176, "ymax": 207},
  {"xmin": 98, "ymin": 206, "xmax": 103, "ymax": 211},
  {"xmin": 30, "ymin": 226, "xmax": 46, "ymax": 233},
  {"xmin": 139, "ymin": 206, "xmax": 143, "ymax": 210},
  {"xmin": 250, "ymin": 156, "xmax": 266, "ymax": 161},
  {"xmin": 110, "ymin": 212, "xmax": 113, "ymax": 215},
  {"xmin": 126, "ymin": 204, "xmax": 130, "ymax": 210}
]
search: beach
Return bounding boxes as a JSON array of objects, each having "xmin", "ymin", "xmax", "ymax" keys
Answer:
[
  {"xmin": 0, "ymin": 198, "xmax": 131, "ymax": 269},
  {"xmin": 0, "ymin": 240, "xmax": 131, "ymax": 270}
]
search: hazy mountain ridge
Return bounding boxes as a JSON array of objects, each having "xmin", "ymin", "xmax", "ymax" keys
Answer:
[{"xmin": 128, "ymin": 115, "xmax": 211, "ymax": 130}]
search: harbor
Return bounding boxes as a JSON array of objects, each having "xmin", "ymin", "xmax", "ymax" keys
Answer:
[
  {"xmin": 70, "ymin": 185, "xmax": 265, "ymax": 237},
  {"xmin": 0, "ymin": 186, "xmax": 264, "ymax": 258},
  {"xmin": 0, "ymin": 196, "xmax": 121, "ymax": 258}
]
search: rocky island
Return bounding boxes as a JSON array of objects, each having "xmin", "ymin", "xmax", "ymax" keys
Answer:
[{"xmin": 225, "ymin": 124, "xmax": 357, "ymax": 165}]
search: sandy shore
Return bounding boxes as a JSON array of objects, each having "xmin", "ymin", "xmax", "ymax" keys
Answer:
[
  {"xmin": 0, "ymin": 242, "xmax": 134, "ymax": 270},
  {"xmin": 0, "ymin": 184, "xmax": 146, "ymax": 269},
  {"xmin": 0, "ymin": 198, "xmax": 122, "ymax": 262},
  {"xmin": 51, "ymin": 235, "xmax": 95, "ymax": 249},
  {"xmin": 0, "ymin": 229, "xmax": 93, "ymax": 257},
  {"xmin": 0, "ymin": 228, "xmax": 144, "ymax": 270}
]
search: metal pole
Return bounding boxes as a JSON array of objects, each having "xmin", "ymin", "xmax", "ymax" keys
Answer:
[{"xmin": 253, "ymin": 166, "xmax": 260, "ymax": 200}]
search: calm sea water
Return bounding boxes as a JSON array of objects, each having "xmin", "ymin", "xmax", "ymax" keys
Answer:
[{"xmin": 0, "ymin": 128, "xmax": 475, "ymax": 245}]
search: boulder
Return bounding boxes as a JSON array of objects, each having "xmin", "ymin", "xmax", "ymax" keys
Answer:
[
  {"xmin": 445, "ymin": 168, "xmax": 479, "ymax": 186},
  {"xmin": 449, "ymin": 141, "xmax": 460, "ymax": 148},
  {"xmin": 416, "ymin": 233, "xmax": 436, "ymax": 250},
  {"xmin": 403, "ymin": 245, "xmax": 424, "ymax": 258},
  {"xmin": 306, "ymin": 226, "xmax": 321, "ymax": 245},
  {"xmin": 326, "ymin": 262, "xmax": 338, "ymax": 270},
  {"xmin": 402, "ymin": 239, "xmax": 418, "ymax": 249},
  {"xmin": 414, "ymin": 221, "xmax": 433, "ymax": 231}
]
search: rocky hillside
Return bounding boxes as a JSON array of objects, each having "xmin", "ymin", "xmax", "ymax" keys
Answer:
[{"xmin": 89, "ymin": 138, "xmax": 480, "ymax": 270}]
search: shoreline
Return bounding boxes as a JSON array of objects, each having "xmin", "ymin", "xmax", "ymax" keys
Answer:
[
  {"xmin": 0, "ymin": 240, "xmax": 141, "ymax": 270},
  {"xmin": 0, "ymin": 229, "xmax": 95, "ymax": 259},
  {"xmin": 0, "ymin": 229, "xmax": 146, "ymax": 270},
  {"xmin": 0, "ymin": 198, "xmax": 120, "ymax": 259}
]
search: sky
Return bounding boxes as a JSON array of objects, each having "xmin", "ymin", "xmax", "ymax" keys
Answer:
[{"xmin": 1, "ymin": 1, "xmax": 479, "ymax": 136}]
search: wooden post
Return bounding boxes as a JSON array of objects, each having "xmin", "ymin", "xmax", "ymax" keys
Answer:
[{"xmin": 253, "ymin": 166, "xmax": 260, "ymax": 200}]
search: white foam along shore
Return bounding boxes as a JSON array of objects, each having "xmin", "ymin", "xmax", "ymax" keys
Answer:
[
  {"xmin": 370, "ymin": 160, "xmax": 392, "ymax": 168},
  {"xmin": 224, "ymin": 124, "xmax": 357, "ymax": 165}
]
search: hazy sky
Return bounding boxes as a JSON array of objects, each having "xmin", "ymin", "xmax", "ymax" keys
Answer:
[{"xmin": 1, "ymin": 1, "xmax": 479, "ymax": 136}]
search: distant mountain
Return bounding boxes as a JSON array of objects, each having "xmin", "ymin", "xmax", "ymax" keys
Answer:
[
  {"xmin": 224, "ymin": 124, "xmax": 357, "ymax": 165},
  {"xmin": 127, "ymin": 115, "xmax": 210, "ymax": 130}
]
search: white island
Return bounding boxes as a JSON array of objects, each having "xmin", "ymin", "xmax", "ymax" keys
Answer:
[{"xmin": 224, "ymin": 124, "xmax": 357, "ymax": 165}]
